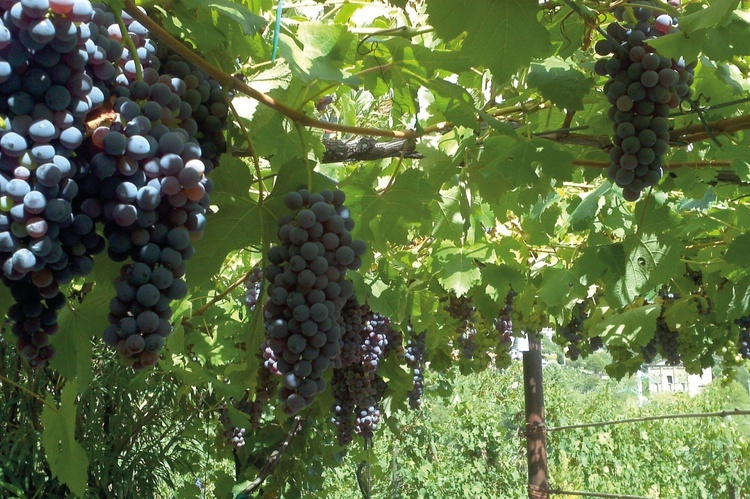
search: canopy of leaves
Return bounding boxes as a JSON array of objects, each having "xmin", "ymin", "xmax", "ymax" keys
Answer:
[{"xmin": 2, "ymin": 0, "xmax": 750, "ymax": 496}]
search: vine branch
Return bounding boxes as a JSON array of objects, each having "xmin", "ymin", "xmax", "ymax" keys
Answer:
[
  {"xmin": 238, "ymin": 416, "xmax": 304, "ymax": 496},
  {"xmin": 123, "ymin": 1, "xmax": 416, "ymax": 139}
]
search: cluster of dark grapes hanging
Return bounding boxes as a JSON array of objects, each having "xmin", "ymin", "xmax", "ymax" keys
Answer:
[
  {"xmin": 442, "ymin": 293, "xmax": 477, "ymax": 359},
  {"xmin": 0, "ymin": 1, "xmax": 229, "ymax": 369},
  {"xmin": 329, "ymin": 299, "xmax": 399, "ymax": 445},
  {"xmin": 595, "ymin": 1, "xmax": 694, "ymax": 201},
  {"xmin": 262, "ymin": 188, "xmax": 366, "ymax": 414},
  {"xmin": 404, "ymin": 324, "xmax": 426, "ymax": 410},
  {"xmin": 495, "ymin": 289, "xmax": 516, "ymax": 347}
]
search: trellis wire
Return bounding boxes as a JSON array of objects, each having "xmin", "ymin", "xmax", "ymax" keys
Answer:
[{"xmin": 546, "ymin": 408, "xmax": 750, "ymax": 432}]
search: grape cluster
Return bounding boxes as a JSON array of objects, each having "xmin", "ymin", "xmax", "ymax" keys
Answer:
[
  {"xmin": 315, "ymin": 95, "xmax": 333, "ymax": 113},
  {"xmin": 330, "ymin": 300, "xmax": 397, "ymax": 444},
  {"xmin": 557, "ymin": 301, "xmax": 587, "ymax": 361},
  {"xmin": 245, "ymin": 359, "xmax": 277, "ymax": 429},
  {"xmin": 0, "ymin": 0, "xmax": 109, "ymax": 367},
  {"xmin": 555, "ymin": 300, "xmax": 604, "ymax": 361},
  {"xmin": 263, "ymin": 188, "xmax": 366, "ymax": 415},
  {"xmin": 442, "ymin": 293, "xmax": 476, "ymax": 359},
  {"xmin": 654, "ymin": 312, "xmax": 681, "ymax": 365},
  {"xmin": 0, "ymin": 1, "xmax": 228, "ymax": 369},
  {"xmin": 245, "ymin": 265, "xmax": 262, "ymax": 310},
  {"xmin": 494, "ymin": 289, "xmax": 516, "ymax": 347},
  {"xmin": 404, "ymin": 324, "xmax": 426, "ymax": 410},
  {"xmin": 595, "ymin": 1, "xmax": 694, "ymax": 201},
  {"xmin": 218, "ymin": 402, "xmax": 246, "ymax": 449},
  {"xmin": 737, "ymin": 316, "xmax": 750, "ymax": 360}
]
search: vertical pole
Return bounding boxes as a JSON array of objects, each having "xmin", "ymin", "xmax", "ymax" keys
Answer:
[{"xmin": 524, "ymin": 332, "xmax": 549, "ymax": 499}]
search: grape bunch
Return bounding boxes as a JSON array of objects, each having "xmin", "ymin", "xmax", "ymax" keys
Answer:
[
  {"xmin": 494, "ymin": 289, "xmax": 516, "ymax": 347},
  {"xmin": 330, "ymin": 303, "xmax": 395, "ymax": 445},
  {"xmin": 737, "ymin": 316, "xmax": 750, "ymax": 360},
  {"xmin": 555, "ymin": 300, "xmax": 603, "ymax": 361},
  {"xmin": 315, "ymin": 95, "xmax": 333, "ymax": 113},
  {"xmin": 442, "ymin": 293, "xmax": 476, "ymax": 359},
  {"xmin": 654, "ymin": 312, "xmax": 681, "ymax": 365},
  {"xmin": 0, "ymin": 0, "xmax": 113, "ymax": 367},
  {"xmin": 245, "ymin": 265, "xmax": 262, "ymax": 310},
  {"xmin": 404, "ymin": 324, "xmax": 426, "ymax": 410},
  {"xmin": 595, "ymin": 1, "xmax": 694, "ymax": 201},
  {"xmin": 0, "ymin": 0, "xmax": 229, "ymax": 369},
  {"xmin": 245, "ymin": 358, "xmax": 277, "ymax": 429},
  {"xmin": 218, "ymin": 402, "xmax": 246, "ymax": 449},
  {"xmin": 262, "ymin": 188, "xmax": 366, "ymax": 415},
  {"xmin": 556, "ymin": 301, "xmax": 587, "ymax": 361}
]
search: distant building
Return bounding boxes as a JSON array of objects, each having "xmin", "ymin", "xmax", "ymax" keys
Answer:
[{"xmin": 647, "ymin": 361, "xmax": 713, "ymax": 396}]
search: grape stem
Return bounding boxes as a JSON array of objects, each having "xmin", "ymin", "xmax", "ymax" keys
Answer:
[
  {"xmin": 191, "ymin": 269, "xmax": 257, "ymax": 318},
  {"xmin": 0, "ymin": 374, "xmax": 59, "ymax": 412},
  {"xmin": 114, "ymin": 8, "xmax": 143, "ymax": 81}
]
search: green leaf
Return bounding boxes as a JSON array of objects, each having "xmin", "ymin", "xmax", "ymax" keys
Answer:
[
  {"xmin": 538, "ymin": 267, "xmax": 584, "ymax": 307},
  {"xmin": 190, "ymin": 156, "xmax": 259, "ymax": 288},
  {"xmin": 611, "ymin": 233, "xmax": 682, "ymax": 307},
  {"xmin": 704, "ymin": 12, "xmax": 750, "ymax": 60},
  {"xmin": 678, "ymin": 0, "xmax": 740, "ymax": 34},
  {"xmin": 723, "ymin": 231, "xmax": 750, "ymax": 266},
  {"xmin": 355, "ymin": 168, "xmax": 438, "ymax": 246},
  {"xmin": 568, "ymin": 181, "xmax": 611, "ymax": 231},
  {"xmin": 278, "ymin": 23, "xmax": 359, "ymax": 84},
  {"xmin": 431, "ymin": 185, "xmax": 466, "ymax": 243},
  {"xmin": 595, "ymin": 304, "xmax": 660, "ymax": 348},
  {"xmin": 41, "ymin": 380, "xmax": 89, "ymax": 497},
  {"xmin": 426, "ymin": 0, "xmax": 552, "ymax": 83},
  {"xmin": 573, "ymin": 243, "xmax": 626, "ymax": 287},
  {"xmin": 209, "ymin": 0, "xmax": 266, "ymax": 35},
  {"xmin": 646, "ymin": 30, "xmax": 707, "ymax": 63},
  {"xmin": 527, "ymin": 57, "xmax": 595, "ymax": 111},
  {"xmin": 433, "ymin": 242, "xmax": 494, "ymax": 296},
  {"xmin": 50, "ymin": 259, "xmax": 119, "ymax": 389},
  {"xmin": 424, "ymin": 78, "xmax": 478, "ymax": 129}
]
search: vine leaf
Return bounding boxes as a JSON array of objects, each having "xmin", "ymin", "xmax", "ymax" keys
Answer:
[
  {"xmin": 527, "ymin": 57, "xmax": 595, "ymax": 111},
  {"xmin": 433, "ymin": 242, "xmax": 494, "ymax": 296},
  {"xmin": 567, "ymin": 181, "xmax": 611, "ymax": 231},
  {"xmin": 278, "ymin": 22, "xmax": 359, "ymax": 84},
  {"xmin": 200, "ymin": 0, "xmax": 266, "ymax": 35},
  {"xmin": 426, "ymin": 0, "xmax": 552, "ymax": 84},
  {"xmin": 539, "ymin": 267, "xmax": 584, "ymax": 308},
  {"xmin": 357, "ymin": 168, "xmax": 438, "ymax": 246},
  {"xmin": 595, "ymin": 303, "xmax": 660, "ymax": 348},
  {"xmin": 41, "ymin": 380, "xmax": 89, "ymax": 497},
  {"xmin": 723, "ymin": 231, "xmax": 750, "ymax": 266},
  {"xmin": 190, "ymin": 156, "xmax": 259, "ymax": 288},
  {"xmin": 610, "ymin": 233, "xmax": 682, "ymax": 308},
  {"xmin": 50, "ymin": 258, "xmax": 119, "ymax": 390},
  {"xmin": 679, "ymin": 0, "xmax": 740, "ymax": 33}
]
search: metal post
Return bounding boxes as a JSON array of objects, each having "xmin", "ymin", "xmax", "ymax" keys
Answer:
[{"xmin": 524, "ymin": 332, "xmax": 549, "ymax": 499}]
